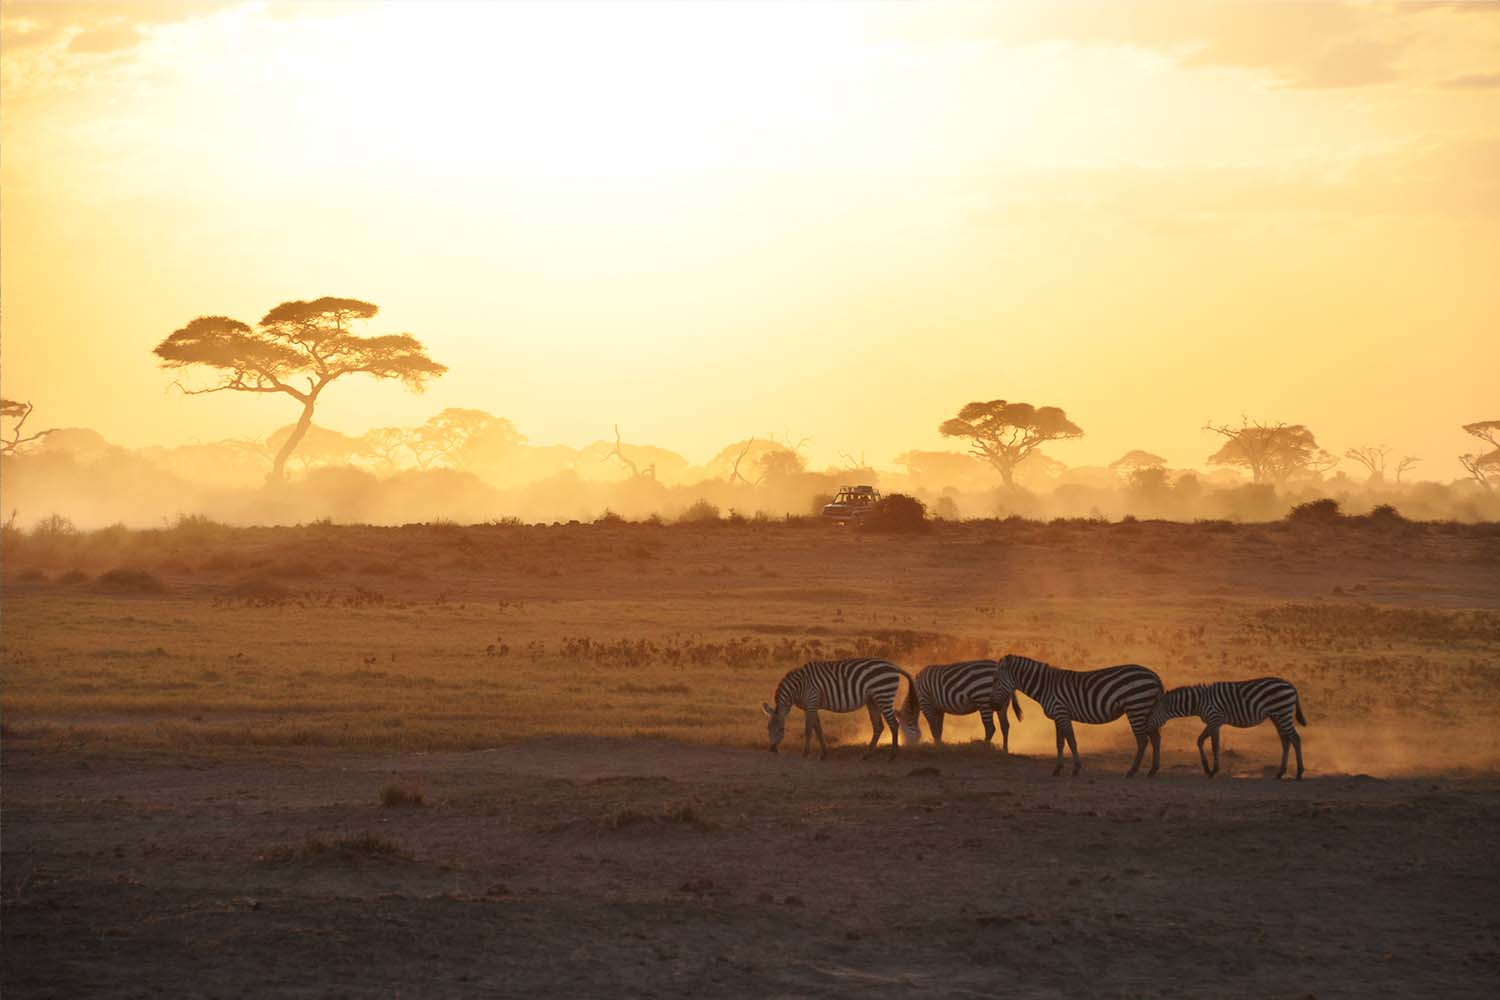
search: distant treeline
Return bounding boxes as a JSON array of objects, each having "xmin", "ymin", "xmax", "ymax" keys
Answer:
[{"xmin": 2, "ymin": 411, "xmax": 1498, "ymax": 529}]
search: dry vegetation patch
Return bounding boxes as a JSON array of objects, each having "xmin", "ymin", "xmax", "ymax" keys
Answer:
[{"xmin": 2, "ymin": 519, "xmax": 1497, "ymax": 770}]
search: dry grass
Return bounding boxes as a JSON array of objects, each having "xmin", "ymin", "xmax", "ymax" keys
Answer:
[{"xmin": 2, "ymin": 518, "xmax": 1498, "ymax": 772}]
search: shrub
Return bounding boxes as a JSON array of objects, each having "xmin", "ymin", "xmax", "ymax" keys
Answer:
[
  {"xmin": 678, "ymin": 499, "xmax": 721, "ymax": 524},
  {"xmin": 58, "ymin": 569, "xmax": 89, "ymax": 585},
  {"xmin": 32, "ymin": 514, "xmax": 77, "ymax": 538},
  {"xmin": 1367, "ymin": 503, "xmax": 1406, "ymax": 524},
  {"xmin": 931, "ymin": 496, "xmax": 962, "ymax": 521},
  {"xmin": 379, "ymin": 782, "xmax": 425, "ymax": 808},
  {"xmin": 860, "ymin": 493, "xmax": 930, "ymax": 533},
  {"xmin": 95, "ymin": 568, "xmax": 166, "ymax": 593},
  {"xmin": 1287, "ymin": 498, "xmax": 1342, "ymax": 524},
  {"xmin": 595, "ymin": 509, "xmax": 627, "ymax": 526}
]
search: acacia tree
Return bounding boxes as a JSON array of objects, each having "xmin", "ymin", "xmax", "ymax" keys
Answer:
[
  {"xmin": 938, "ymin": 400, "xmax": 1083, "ymax": 488},
  {"xmin": 1205, "ymin": 419, "xmax": 1337, "ymax": 485},
  {"xmin": 403, "ymin": 408, "xmax": 512, "ymax": 470},
  {"xmin": 1, "ymin": 399, "xmax": 51, "ymax": 455},
  {"xmin": 1459, "ymin": 420, "xmax": 1500, "ymax": 490},
  {"xmin": 154, "ymin": 297, "xmax": 446, "ymax": 481},
  {"xmin": 1108, "ymin": 449, "xmax": 1167, "ymax": 477},
  {"xmin": 1345, "ymin": 444, "xmax": 1391, "ymax": 482},
  {"xmin": 265, "ymin": 423, "xmax": 366, "ymax": 471}
]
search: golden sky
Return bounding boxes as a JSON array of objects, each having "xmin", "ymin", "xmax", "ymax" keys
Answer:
[{"xmin": 2, "ymin": 1, "xmax": 1497, "ymax": 475}]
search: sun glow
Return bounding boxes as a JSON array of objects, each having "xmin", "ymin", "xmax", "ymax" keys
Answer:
[{"xmin": 1, "ymin": 1, "xmax": 1495, "ymax": 470}]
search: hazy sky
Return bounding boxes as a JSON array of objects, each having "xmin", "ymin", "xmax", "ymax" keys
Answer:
[{"xmin": 2, "ymin": 1, "xmax": 1497, "ymax": 474}]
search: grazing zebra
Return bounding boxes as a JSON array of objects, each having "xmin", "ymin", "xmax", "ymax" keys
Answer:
[
  {"xmin": 1148, "ymin": 679, "xmax": 1308, "ymax": 779},
  {"xmin": 895, "ymin": 659, "xmax": 1024, "ymax": 750},
  {"xmin": 762, "ymin": 658, "xmax": 918, "ymax": 760},
  {"xmin": 992, "ymin": 654, "xmax": 1164, "ymax": 777}
]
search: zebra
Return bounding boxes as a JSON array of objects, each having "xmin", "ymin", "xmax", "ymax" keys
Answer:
[
  {"xmin": 1148, "ymin": 679, "xmax": 1308, "ymax": 779},
  {"xmin": 895, "ymin": 659, "xmax": 1024, "ymax": 750},
  {"xmin": 991, "ymin": 654, "xmax": 1164, "ymax": 777},
  {"xmin": 762, "ymin": 658, "xmax": 918, "ymax": 760}
]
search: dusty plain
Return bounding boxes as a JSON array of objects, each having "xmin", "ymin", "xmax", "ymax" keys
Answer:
[{"xmin": 3, "ymin": 517, "xmax": 1499, "ymax": 997}]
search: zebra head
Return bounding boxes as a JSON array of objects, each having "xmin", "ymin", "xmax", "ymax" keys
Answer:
[
  {"xmin": 761, "ymin": 701, "xmax": 788, "ymax": 752},
  {"xmin": 895, "ymin": 700, "xmax": 922, "ymax": 745},
  {"xmin": 1148, "ymin": 685, "xmax": 1201, "ymax": 730}
]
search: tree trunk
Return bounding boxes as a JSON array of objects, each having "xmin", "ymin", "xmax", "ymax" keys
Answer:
[
  {"xmin": 269, "ymin": 398, "xmax": 317, "ymax": 483},
  {"xmin": 998, "ymin": 463, "xmax": 1016, "ymax": 489}
]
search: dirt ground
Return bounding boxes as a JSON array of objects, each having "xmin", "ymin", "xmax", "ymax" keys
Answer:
[
  {"xmin": 3, "ymin": 737, "xmax": 1499, "ymax": 999},
  {"xmin": 3, "ymin": 518, "xmax": 1500, "ymax": 996}
]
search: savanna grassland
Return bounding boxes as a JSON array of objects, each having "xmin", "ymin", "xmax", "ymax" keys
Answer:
[{"xmin": 4, "ymin": 515, "xmax": 1500, "ymax": 997}]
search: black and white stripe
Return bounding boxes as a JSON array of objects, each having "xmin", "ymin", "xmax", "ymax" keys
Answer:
[
  {"xmin": 762, "ymin": 658, "xmax": 917, "ymax": 760},
  {"xmin": 896, "ymin": 659, "xmax": 1024, "ymax": 750},
  {"xmin": 992, "ymin": 654, "xmax": 1164, "ymax": 777},
  {"xmin": 1148, "ymin": 678, "xmax": 1308, "ymax": 779}
]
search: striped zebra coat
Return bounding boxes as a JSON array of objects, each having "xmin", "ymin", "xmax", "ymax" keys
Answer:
[
  {"xmin": 1148, "ymin": 678, "xmax": 1308, "ymax": 779},
  {"xmin": 896, "ymin": 659, "xmax": 1024, "ymax": 751},
  {"xmin": 762, "ymin": 658, "xmax": 918, "ymax": 760},
  {"xmin": 992, "ymin": 654, "xmax": 1165, "ymax": 777}
]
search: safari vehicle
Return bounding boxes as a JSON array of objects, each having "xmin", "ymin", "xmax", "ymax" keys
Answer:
[{"xmin": 821, "ymin": 485, "xmax": 881, "ymax": 522}]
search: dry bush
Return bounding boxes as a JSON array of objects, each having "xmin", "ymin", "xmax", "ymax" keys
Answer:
[
  {"xmin": 604, "ymin": 804, "xmax": 716, "ymax": 831},
  {"xmin": 94, "ymin": 568, "xmax": 165, "ymax": 594},
  {"xmin": 379, "ymin": 782, "xmax": 425, "ymax": 808},
  {"xmin": 678, "ymin": 499, "xmax": 721, "ymax": 523},
  {"xmin": 262, "ymin": 832, "xmax": 411, "ymax": 863},
  {"xmin": 860, "ymin": 493, "xmax": 930, "ymax": 533},
  {"xmin": 1287, "ymin": 498, "xmax": 1343, "ymax": 524}
]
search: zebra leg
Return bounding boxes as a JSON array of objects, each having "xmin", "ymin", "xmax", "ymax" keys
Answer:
[
  {"xmin": 883, "ymin": 707, "xmax": 901, "ymax": 760},
  {"xmin": 997, "ymin": 706, "xmax": 1011, "ymax": 754},
  {"xmin": 926, "ymin": 709, "xmax": 945, "ymax": 746},
  {"xmin": 1209, "ymin": 727, "xmax": 1221, "ymax": 777},
  {"xmin": 1290, "ymin": 728, "xmax": 1304, "ymax": 780},
  {"xmin": 812, "ymin": 711, "xmax": 829, "ymax": 760},
  {"xmin": 1063, "ymin": 721, "xmax": 1081, "ymax": 776},
  {"xmin": 803, "ymin": 709, "xmax": 815, "ymax": 758},
  {"xmin": 1125, "ymin": 730, "xmax": 1148, "ymax": 778},
  {"xmin": 980, "ymin": 708, "xmax": 996, "ymax": 744},
  {"xmin": 1196, "ymin": 726, "xmax": 1212, "ymax": 775},
  {"xmin": 1147, "ymin": 727, "xmax": 1161, "ymax": 777},
  {"xmin": 1052, "ymin": 720, "xmax": 1066, "ymax": 777},
  {"xmin": 863, "ymin": 703, "xmax": 884, "ymax": 760}
]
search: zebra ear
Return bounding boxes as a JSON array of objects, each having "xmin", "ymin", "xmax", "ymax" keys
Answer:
[{"xmin": 761, "ymin": 702, "xmax": 774, "ymax": 717}]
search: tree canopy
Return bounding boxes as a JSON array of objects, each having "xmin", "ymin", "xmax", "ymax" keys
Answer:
[
  {"xmin": 1205, "ymin": 419, "xmax": 1337, "ymax": 484},
  {"xmin": 1109, "ymin": 449, "xmax": 1167, "ymax": 473},
  {"xmin": 154, "ymin": 297, "xmax": 446, "ymax": 480},
  {"xmin": 1460, "ymin": 420, "xmax": 1500, "ymax": 489},
  {"xmin": 1, "ymin": 399, "xmax": 51, "ymax": 455},
  {"xmin": 938, "ymin": 400, "xmax": 1083, "ymax": 488}
]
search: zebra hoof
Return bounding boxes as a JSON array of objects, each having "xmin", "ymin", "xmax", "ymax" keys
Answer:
[{"xmin": 1051, "ymin": 768, "xmax": 1062, "ymax": 777}]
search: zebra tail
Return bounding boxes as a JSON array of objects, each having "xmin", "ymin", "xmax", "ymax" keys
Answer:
[{"xmin": 1295, "ymin": 697, "xmax": 1308, "ymax": 726}]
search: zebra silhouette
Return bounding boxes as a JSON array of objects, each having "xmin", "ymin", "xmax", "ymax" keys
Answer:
[
  {"xmin": 992, "ymin": 654, "xmax": 1164, "ymax": 777},
  {"xmin": 762, "ymin": 658, "xmax": 917, "ymax": 760},
  {"xmin": 1149, "ymin": 678, "xmax": 1307, "ymax": 779},
  {"xmin": 896, "ymin": 659, "xmax": 1023, "ymax": 750}
]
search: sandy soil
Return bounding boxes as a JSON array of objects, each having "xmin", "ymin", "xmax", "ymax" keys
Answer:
[{"xmin": 4, "ymin": 736, "xmax": 1498, "ymax": 998}]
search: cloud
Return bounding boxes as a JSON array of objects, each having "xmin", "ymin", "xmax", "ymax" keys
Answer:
[
  {"xmin": 969, "ymin": 135, "xmax": 1500, "ymax": 232},
  {"xmin": 1, "ymin": 1, "xmax": 232, "ymax": 57},
  {"xmin": 66, "ymin": 22, "xmax": 145, "ymax": 55},
  {"xmin": 1438, "ymin": 71, "xmax": 1500, "ymax": 89},
  {"xmin": 876, "ymin": 0, "xmax": 1494, "ymax": 90}
]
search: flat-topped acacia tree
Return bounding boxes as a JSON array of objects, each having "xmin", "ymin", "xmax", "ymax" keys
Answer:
[
  {"xmin": 939, "ymin": 400, "xmax": 1083, "ymax": 488},
  {"xmin": 154, "ymin": 297, "xmax": 446, "ymax": 482}
]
